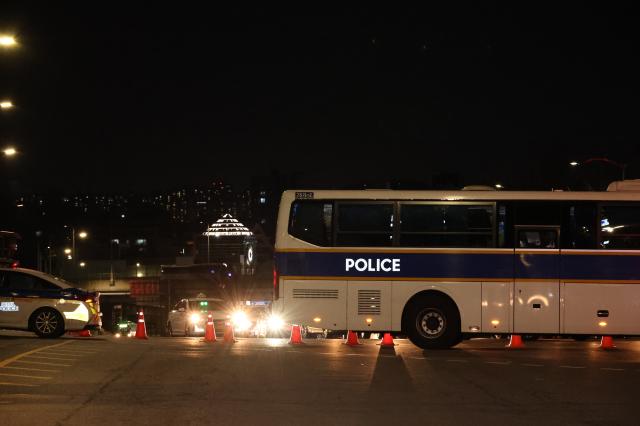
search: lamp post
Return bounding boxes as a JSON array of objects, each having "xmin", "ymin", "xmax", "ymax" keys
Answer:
[{"xmin": 66, "ymin": 226, "xmax": 88, "ymax": 266}]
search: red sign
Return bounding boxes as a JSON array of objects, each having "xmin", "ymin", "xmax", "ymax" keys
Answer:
[{"xmin": 130, "ymin": 281, "xmax": 160, "ymax": 296}]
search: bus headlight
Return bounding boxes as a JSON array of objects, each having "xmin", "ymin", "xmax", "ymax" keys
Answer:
[
  {"xmin": 267, "ymin": 314, "xmax": 285, "ymax": 331},
  {"xmin": 231, "ymin": 310, "xmax": 252, "ymax": 331},
  {"xmin": 190, "ymin": 313, "xmax": 202, "ymax": 324}
]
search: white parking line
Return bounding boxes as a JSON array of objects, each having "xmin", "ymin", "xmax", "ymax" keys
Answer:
[
  {"xmin": 23, "ymin": 355, "xmax": 74, "ymax": 361},
  {"xmin": 12, "ymin": 360, "xmax": 72, "ymax": 367},
  {"xmin": 601, "ymin": 367, "xmax": 625, "ymax": 371},
  {"xmin": 0, "ymin": 340, "xmax": 74, "ymax": 368},
  {"xmin": 39, "ymin": 352, "xmax": 83, "ymax": 357},
  {"xmin": 0, "ymin": 372, "xmax": 51, "ymax": 380},
  {"xmin": 0, "ymin": 381, "xmax": 39, "ymax": 387},
  {"xmin": 1, "ymin": 366, "xmax": 59, "ymax": 373}
]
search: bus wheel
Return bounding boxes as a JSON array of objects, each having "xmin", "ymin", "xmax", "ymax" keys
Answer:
[{"xmin": 403, "ymin": 294, "xmax": 461, "ymax": 349}]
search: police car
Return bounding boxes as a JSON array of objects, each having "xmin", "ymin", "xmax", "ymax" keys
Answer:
[{"xmin": 0, "ymin": 267, "xmax": 101, "ymax": 338}]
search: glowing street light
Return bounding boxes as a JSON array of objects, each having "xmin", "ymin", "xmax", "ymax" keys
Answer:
[
  {"xmin": 569, "ymin": 161, "xmax": 579, "ymax": 167},
  {"xmin": 79, "ymin": 262, "xmax": 86, "ymax": 268},
  {"xmin": 495, "ymin": 184, "xmax": 504, "ymax": 189},
  {"xmin": 64, "ymin": 248, "xmax": 72, "ymax": 255},
  {"xmin": 78, "ymin": 231, "xmax": 88, "ymax": 239},
  {"xmin": 0, "ymin": 100, "xmax": 13, "ymax": 110},
  {"xmin": 2, "ymin": 147, "xmax": 17, "ymax": 157},
  {"xmin": 0, "ymin": 35, "xmax": 17, "ymax": 47}
]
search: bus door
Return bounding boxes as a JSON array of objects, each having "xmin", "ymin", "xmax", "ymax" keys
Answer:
[{"xmin": 513, "ymin": 226, "xmax": 560, "ymax": 334}]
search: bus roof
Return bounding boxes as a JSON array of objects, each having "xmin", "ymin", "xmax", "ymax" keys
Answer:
[{"xmin": 281, "ymin": 188, "xmax": 640, "ymax": 203}]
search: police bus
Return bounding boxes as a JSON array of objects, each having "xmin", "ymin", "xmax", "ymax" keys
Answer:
[{"xmin": 272, "ymin": 181, "xmax": 640, "ymax": 348}]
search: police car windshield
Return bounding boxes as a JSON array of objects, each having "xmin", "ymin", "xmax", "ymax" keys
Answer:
[{"xmin": 189, "ymin": 300, "xmax": 224, "ymax": 311}]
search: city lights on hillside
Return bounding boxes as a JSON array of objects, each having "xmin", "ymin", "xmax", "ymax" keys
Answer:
[{"xmin": 0, "ymin": 35, "xmax": 17, "ymax": 47}]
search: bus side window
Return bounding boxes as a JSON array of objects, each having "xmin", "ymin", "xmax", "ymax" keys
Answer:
[
  {"xmin": 561, "ymin": 203, "xmax": 597, "ymax": 249},
  {"xmin": 336, "ymin": 203, "xmax": 394, "ymax": 247},
  {"xmin": 599, "ymin": 204, "xmax": 640, "ymax": 249},
  {"xmin": 399, "ymin": 203, "xmax": 494, "ymax": 248},
  {"xmin": 497, "ymin": 202, "xmax": 513, "ymax": 248},
  {"xmin": 288, "ymin": 201, "xmax": 333, "ymax": 246}
]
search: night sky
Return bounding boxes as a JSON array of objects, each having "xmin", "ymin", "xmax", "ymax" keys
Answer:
[{"xmin": 0, "ymin": 4, "xmax": 639, "ymax": 193}]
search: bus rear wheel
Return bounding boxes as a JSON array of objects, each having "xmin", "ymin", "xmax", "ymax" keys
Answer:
[{"xmin": 403, "ymin": 293, "xmax": 461, "ymax": 349}]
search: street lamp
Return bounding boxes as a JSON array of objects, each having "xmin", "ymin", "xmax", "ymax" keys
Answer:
[
  {"xmin": 2, "ymin": 147, "xmax": 17, "ymax": 157},
  {"xmin": 0, "ymin": 35, "xmax": 17, "ymax": 48},
  {"xmin": 0, "ymin": 100, "xmax": 13, "ymax": 110}
]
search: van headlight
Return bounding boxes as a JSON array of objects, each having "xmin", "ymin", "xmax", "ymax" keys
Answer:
[
  {"xmin": 267, "ymin": 314, "xmax": 285, "ymax": 331},
  {"xmin": 231, "ymin": 310, "xmax": 252, "ymax": 331},
  {"xmin": 190, "ymin": 313, "xmax": 202, "ymax": 324}
]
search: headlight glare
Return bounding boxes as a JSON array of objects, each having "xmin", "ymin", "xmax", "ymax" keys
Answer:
[
  {"xmin": 231, "ymin": 310, "xmax": 252, "ymax": 331},
  {"xmin": 267, "ymin": 314, "xmax": 285, "ymax": 331}
]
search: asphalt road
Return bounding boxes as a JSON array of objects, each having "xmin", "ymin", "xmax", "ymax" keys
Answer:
[{"xmin": 1, "ymin": 331, "xmax": 639, "ymax": 426}]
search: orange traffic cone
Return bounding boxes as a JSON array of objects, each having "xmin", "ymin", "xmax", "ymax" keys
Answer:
[
  {"xmin": 204, "ymin": 312, "xmax": 216, "ymax": 342},
  {"xmin": 599, "ymin": 335, "xmax": 615, "ymax": 349},
  {"xmin": 135, "ymin": 309, "xmax": 148, "ymax": 340},
  {"xmin": 378, "ymin": 332, "xmax": 396, "ymax": 347},
  {"xmin": 344, "ymin": 330, "xmax": 361, "ymax": 346},
  {"xmin": 506, "ymin": 334, "xmax": 524, "ymax": 348},
  {"xmin": 223, "ymin": 322, "xmax": 236, "ymax": 343},
  {"xmin": 289, "ymin": 325, "xmax": 304, "ymax": 345}
]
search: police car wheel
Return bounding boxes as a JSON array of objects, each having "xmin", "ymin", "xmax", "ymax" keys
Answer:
[
  {"xmin": 32, "ymin": 308, "xmax": 65, "ymax": 338},
  {"xmin": 403, "ymin": 293, "xmax": 461, "ymax": 349}
]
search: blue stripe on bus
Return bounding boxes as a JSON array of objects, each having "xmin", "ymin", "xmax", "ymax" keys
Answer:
[
  {"xmin": 276, "ymin": 251, "xmax": 640, "ymax": 281},
  {"xmin": 277, "ymin": 251, "xmax": 513, "ymax": 279},
  {"xmin": 562, "ymin": 255, "xmax": 640, "ymax": 281}
]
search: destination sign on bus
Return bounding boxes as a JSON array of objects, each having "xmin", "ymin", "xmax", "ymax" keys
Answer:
[{"xmin": 345, "ymin": 258, "xmax": 400, "ymax": 272}]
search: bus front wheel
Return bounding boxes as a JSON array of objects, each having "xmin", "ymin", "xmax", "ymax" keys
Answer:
[{"xmin": 403, "ymin": 293, "xmax": 461, "ymax": 349}]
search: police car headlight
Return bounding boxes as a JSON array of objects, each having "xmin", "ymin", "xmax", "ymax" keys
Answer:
[
  {"xmin": 267, "ymin": 314, "xmax": 285, "ymax": 331},
  {"xmin": 190, "ymin": 313, "xmax": 202, "ymax": 324},
  {"xmin": 231, "ymin": 310, "xmax": 251, "ymax": 331}
]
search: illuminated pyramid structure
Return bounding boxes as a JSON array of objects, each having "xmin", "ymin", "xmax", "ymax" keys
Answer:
[
  {"xmin": 204, "ymin": 214, "xmax": 253, "ymax": 237},
  {"xmin": 197, "ymin": 214, "xmax": 256, "ymax": 270}
]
